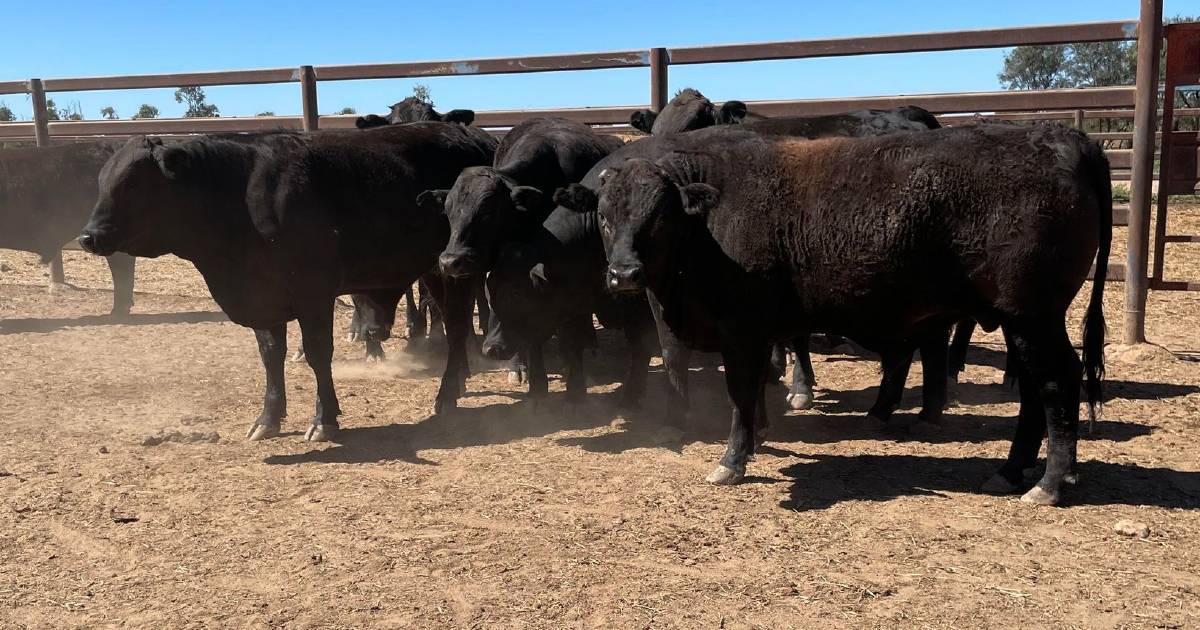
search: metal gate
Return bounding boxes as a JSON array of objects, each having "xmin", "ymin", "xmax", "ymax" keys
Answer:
[{"xmin": 1152, "ymin": 21, "xmax": 1200, "ymax": 291}]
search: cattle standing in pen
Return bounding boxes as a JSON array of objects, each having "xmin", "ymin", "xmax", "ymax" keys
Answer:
[
  {"xmin": 1, "ymin": 142, "xmax": 136, "ymax": 315},
  {"xmin": 598, "ymin": 123, "xmax": 1109, "ymax": 506},
  {"xmin": 78, "ymin": 122, "xmax": 496, "ymax": 442}
]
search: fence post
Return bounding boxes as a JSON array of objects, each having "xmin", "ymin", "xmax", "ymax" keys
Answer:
[
  {"xmin": 649, "ymin": 48, "xmax": 668, "ymax": 112},
  {"xmin": 299, "ymin": 65, "xmax": 318, "ymax": 131},
  {"xmin": 1124, "ymin": 0, "xmax": 1163, "ymax": 345},
  {"xmin": 1073, "ymin": 109, "xmax": 1084, "ymax": 129},
  {"xmin": 29, "ymin": 78, "xmax": 50, "ymax": 147}
]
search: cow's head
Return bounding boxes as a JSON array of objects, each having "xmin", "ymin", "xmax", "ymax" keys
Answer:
[
  {"xmin": 419, "ymin": 167, "xmax": 549, "ymax": 279},
  {"xmin": 628, "ymin": 88, "xmax": 749, "ymax": 135},
  {"xmin": 78, "ymin": 136, "xmax": 199, "ymax": 258},
  {"xmin": 597, "ymin": 158, "xmax": 718, "ymax": 294},
  {"xmin": 481, "ymin": 242, "xmax": 551, "ymax": 360},
  {"xmin": 355, "ymin": 97, "xmax": 476, "ymax": 128}
]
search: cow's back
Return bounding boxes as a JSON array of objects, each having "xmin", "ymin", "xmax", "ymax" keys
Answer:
[{"xmin": 0, "ymin": 142, "xmax": 116, "ymax": 256}]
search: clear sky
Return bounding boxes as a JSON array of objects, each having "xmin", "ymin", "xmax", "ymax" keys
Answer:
[{"xmin": 0, "ymin": 0, "xmax": 1195, "ymax": 121}]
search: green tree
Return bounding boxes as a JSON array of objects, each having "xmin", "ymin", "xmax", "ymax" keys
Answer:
[
  {"xmin": 132, "ymin": 104, "xmax": 159, "ymax": 119},
  {"xmin": 257, "ymin": 111, "xmax": 275, "ymax": 117},
  {"xmin": 998, "ymin": 44, "xmax": 1068, "ymax": 90},
  {"xmin": 45, "ymin": 98, "xmax": 61, "ymax": 121},
  {"xmin": 336, "ymin": 106, "xmax": 356, "ymax": 115},
  {"xmin": 100, "ymin": 106, "xmax": 118, "ymax": 120},
  {"xmin": 0, "ymin": 102, "xmax": 15, "ymax": 122},
  {"xmin": 174, "ymin": 86, "xmax": 219, "ymax": 118},
  {"xmin": 411, "ymin": 84, "xmax": 431, "ymax": 104}
]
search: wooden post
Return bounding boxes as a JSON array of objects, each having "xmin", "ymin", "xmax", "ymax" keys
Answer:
[
  {"xmin": 649, "ymin": 48, "xmax": 668, "ymax": 112},
  {"xmin": 29, "ymin": 78, "xmax": 50, "ymax": 147},
  {"xmin": 1074, "ymin": 108, "xmax": 1085, "ymax": 129},
  {"xmin": 1124, "ymin": 0, "xmax": 1163, "ymax": 345},
  {"xmin": 299, "ymin": 65, "xmax": 318, "ymax": 131}
]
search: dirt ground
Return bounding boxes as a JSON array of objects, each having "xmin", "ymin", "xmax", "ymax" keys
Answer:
[{"xmin": 2, "ymin": 206, "xmax": 1199, "ymax": 629}]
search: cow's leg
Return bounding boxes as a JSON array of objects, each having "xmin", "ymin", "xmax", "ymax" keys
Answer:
[
  {"xmin": 298, "ymin": 304, "xmax": 341, "ymax": 442},
  {"xmin": 767, "ymin": 343, "xmax": 787, "ymax": 383},
  {"xmin": 508, "ymin": 352, "xmax": 529, "ymax": 384},
  {"xmin": 432, "ymin": 277, "xmax": 471, "ymax": 414},
  {"xmin": 1001, "ymin": 328, "xmax": 1019, "ymax": 389},
  {"xmin": 707, "ymin": 339, "xmax": 769, "ymax": 485},
  {"xmin": 404, "ymin": 284, "xmax": 426, "ymax": 345},
  {"xmin": 426, "ymin": 280, "xmax": 446, "ymax": 346},
  {"xmin": 1006, "ymin": 321, "xmax": 1080, "ymax": 506},
  {"xmin": 867, "ymin": 347, "xmax": 913, "ymax": 424},
  {"xmin": 474, "ymin": 276, "xmax": 491, "ymax": 338},
  {"xmin": 247, "ymin": 324, "xmax": 288, "ymax": 441},
  {"xmin": 526, "ymin": 343, "xmax": 548, "ymax": 400},
  {"xmin": 649, "ymin": 292, "xmax": 690, "ymax": 427},
  {"xmin": 916, "ymin": 326, "xmax": 951, "ymax": 426},
  {"xmin": 755, "ymin": 379, "xmax": 770, "ymax": 445},
  {"xmin": 103, "ymin": 253, "xmax": 136, "ymax": 316},
  {"xmin": 46, "ymin": 252, "xmax": 66, "ymax": 293},
  {"xmin": 786, "ymin": 334, "xmax": 816, "ymax": 410},
  {"xmin": 559, "ymin": 331, "xmax": 587, "ymax": 406},
  {"xmin": 983, "ymin": 351, "xmax": 1046, "ymax": 494},
  {"xmin": 947, "ymin": 319, "xmax": 975, "ymax": 381},
  {"xmin": 618, "ymin": 300, "xmax": 652, "ymax": 410}
]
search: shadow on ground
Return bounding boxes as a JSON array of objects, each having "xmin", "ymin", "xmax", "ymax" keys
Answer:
[{"xmin": 0, "ymin": 310, "xmax": 227, "ymax": 334}]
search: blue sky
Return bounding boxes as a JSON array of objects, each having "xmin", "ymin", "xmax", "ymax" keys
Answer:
[{"xmin": 0, "ymin": 0, "xmax": 1195, "ymax": 120}]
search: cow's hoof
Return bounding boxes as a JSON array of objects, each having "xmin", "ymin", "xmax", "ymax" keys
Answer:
[
  {"xmin": 247, "ymin": 423, "xmax": 281, "ymax": 441},
  {"xmin": 346, "ymin": 331, "xmax": 360, "ymax": 342},
  {"xmin": 754, "ymin": 428, "xmax": 769, "ymax": 448},
  {"xmin": 705, "ymin": 464, "xmax": 745, "ymax": 485},
  {"xmin": 365, "ymin": 354, "xmax": 384, "ymax": 364},
  {"xmin": 289, "ymin": 350, "xmax": 306, "ymax": 363},
  {"xmin": 304, "ymin": 424, "xmax": 337, "ymax": 442},
  {"xmin": 918, "ymin": 410, "xmax": 944, "ymax": 427},
  {"xmin": 981, "ymin": 474, "xmax": 1020, "ymax": 494},
  {"xmin": 786, "ymin": 391, "xmax": 814, "ymax": 410},
  {"xmin": 1020, "ymin": 485, "xmax": 1060, "ymax": 506},
  {"xmin": 433, "ymin": 398, "xmax": 457, "ymax": 416}
]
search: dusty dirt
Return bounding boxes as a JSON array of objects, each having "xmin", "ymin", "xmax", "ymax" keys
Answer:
[{"xmin": 1, "ymin": 207, "xmax": 1199, "ymax": 629}]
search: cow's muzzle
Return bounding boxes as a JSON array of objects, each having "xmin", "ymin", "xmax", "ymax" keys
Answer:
[
  {"xmin": 438, "ymin": 251, "xmax": 480, "ymax": 279},
  {"xmin": 606, "ymin": 264, "xmax": 645, "ymax": 294},
  {"xmin": 77, "ymin": 231, "xmax": 115, "ymax": 256}
]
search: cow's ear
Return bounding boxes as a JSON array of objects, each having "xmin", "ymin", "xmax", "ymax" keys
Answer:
[
  {"xmin": 442, "ymin": 109, "xmax": 475, "ymax": 125},
  {"xmin": 356, "ymin": 114, "xmax": 388, "ymax": 129},
  {"xmin": 510, "ymin": 186, "xmax": 545, "ymax": 213},
  {"xmin": 678, "ymin": 182, "xmax": 718, "ymax": 217},
  {"xmin": 529, "ymin": 262, "xmax": 550, "ymax": 291},
  {"xmin": 155, "ymin": 145, "xmax": 189, "ymax": 179},
  {"xmin": 718, "ymin": 101, "xmax": 748, "ymax": 125},
  {"xmin": 552, "ymin": 183, "xmax": 597, "ymax": 213},
  {"xmin": 416, "ymin": 189, "xmax": 449, "ymax": 212},
  {"xmin": 629, "ymin": 110, "xmax": 656, "ymax": 134}
]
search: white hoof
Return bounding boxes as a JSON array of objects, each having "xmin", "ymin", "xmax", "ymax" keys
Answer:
[
  {"xmin": 290, "ymin": 350, "xmax": 306, "ymax": 363},
  {"xmin": 304, "ymin": 424, "xmax": 333, "ymax": 442},
  {"xmin": 247, "ymin": 424, "xmax": 280, "ymax": 441},
  {"xmin": 981, "ymin": 474, "xmax": 1019, "ymax": 494},
  {"xmin": 786, "ymin": 391, "xmax": 815, "ymax": 410},
  {"xmin": 1020, "ymin": 485, "xmax": 1060, "ymax": 506},
  {"xmin": 705, "ymin": 464, "xmax": 745, "ymax": 485}
]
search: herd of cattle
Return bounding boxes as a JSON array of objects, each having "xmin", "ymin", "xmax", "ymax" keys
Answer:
[{"xmin": 2, "ymin": 88, "xmax": 1111, "ymax": 506}]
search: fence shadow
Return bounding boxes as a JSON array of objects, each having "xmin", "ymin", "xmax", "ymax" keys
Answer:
[
  {"xmin": 0, "ymin": 310, "xmax": 227, "ymax": 334},
  {"xmin": 777, "ymin": 452, "xmax": 1200, "ymax": 511}
]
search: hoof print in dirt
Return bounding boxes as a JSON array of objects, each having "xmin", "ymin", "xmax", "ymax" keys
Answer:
[{"xmin": 141, "ymin": 429, "xmax": 221, "ymax": 447}]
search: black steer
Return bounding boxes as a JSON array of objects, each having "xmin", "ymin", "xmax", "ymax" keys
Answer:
[
  {"xmin": 78, "ymin": 123, "xmax": 496, "ymax": 442},
  {"xmin": 1, "ymin": 142, "xmax": 136, "ymax": 314},
  {"xmin": 354, "ymin": 97, "xmax": 475, "ymax": 129},
  {"xmin": 598, "ymin": 123, "xmax": 1110, "ymax": 506}
]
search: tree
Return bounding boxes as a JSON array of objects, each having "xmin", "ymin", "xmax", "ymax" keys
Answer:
[
  {"xmin": 132, "ymin": 104, "xmax": 159, "ymax": 119},
  {"xmin": 45, "ymin": 99, "xmax": 83, "ymax": 121},
  {"xmin": 0, "ymin": 103, "xmax": 14, "ymax": 122},
  {"xmin": 100, "ymin": 106, "xmax": 118, "ymax": 120},
  {"xmin": 998, "ymin": 45, "xmax": 1068, "ymax": 90},
  {"xmin": 174, "ymin": 86, "xmax": 219, "ymax": 118},
  {"xmin": 411, "ymin": 84, "xmax": 431, "ymax": 104},
  {"xmin": 336, "ymin": 107, "xmax": 356, "ymax": 115},
  {"xmin": 257, "ymin": 111, "xmax": 275, "ymax": 117},
  {"xmin": 45, "ymin": 98, "xmax": 61, "ymax": 121}
]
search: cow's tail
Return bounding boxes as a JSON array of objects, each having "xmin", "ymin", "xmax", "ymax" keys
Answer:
[{"xmin": 1081, "ymin": 139, "xmax": 1111, "ymax": 427}]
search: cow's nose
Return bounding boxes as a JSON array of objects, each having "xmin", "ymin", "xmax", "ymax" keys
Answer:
[
  {"xmin": 439, "ymin": 252, "xmax": 477, "ymax": 278},
  {"xmin": 606, "ymin": 264, "xmax": 644, "ymax": 293},
  {"xmin": 77, "ymin": 233, "xmax": 96, "ymax": 253}
]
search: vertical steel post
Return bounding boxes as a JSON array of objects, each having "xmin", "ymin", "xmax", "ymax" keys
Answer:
[
  {"xmin": 1125, "ymin": 0, "xmax": 1163, "ymax": 344},
  {"xmin": 649, "ymin": 48, "xmax": 668, "ymax": 113},
  {"xmin": 30, "ymin": 78, "xmax": 50, "ymax": 147},
  {"xmin": 299, "ymin": 65, "xmax": 319, "ymax": 132}
]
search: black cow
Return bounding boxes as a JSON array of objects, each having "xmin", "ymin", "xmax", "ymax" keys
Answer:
[
  {"xmin": 355, "ymin": 97, "xmax": 475, "ymax": 129},
  {"xmin": 1, "ymin": 142, "xmax": 136, "ymax": 314},
  {"xmin": 419, "ymin": 117, "xmax": 624, "ymax": 394},
  {"xmin": 78, "ymin": 123, "xmax": 496, "ymax": 441},
  {"xmin": 599, "ymin": 123, "xmax": 1110, "ymax": 506},
  {"xmin": 629, "ymin": 88, "xmax": 751, "ymax": 135}
]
